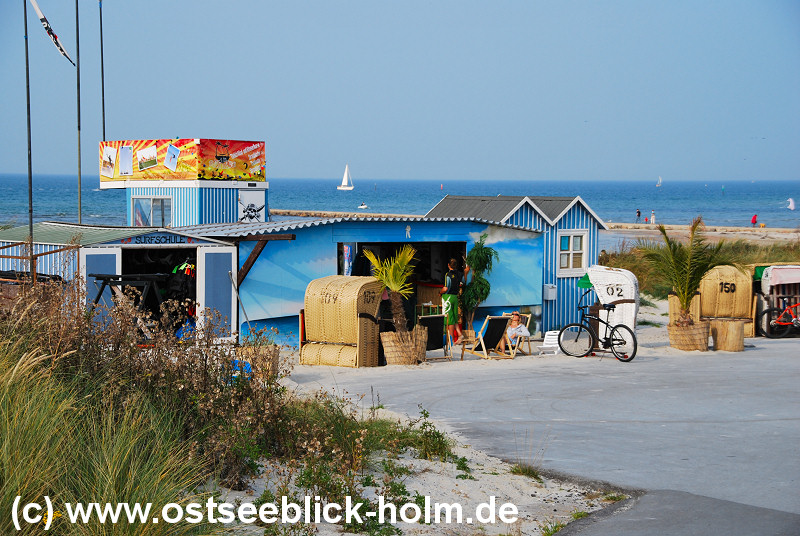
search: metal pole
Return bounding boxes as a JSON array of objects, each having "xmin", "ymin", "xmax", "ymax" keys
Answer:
[
  {"xmin": 76, "ymin": 0, "xmax": 82, "ymax": 223},
  {"xmin": 99, "ymin": 0, "xmax": 105, "ymax": 140},
  {"xmin": 23, "ymin": 0, "xmax": 35, "ymax": 282}
]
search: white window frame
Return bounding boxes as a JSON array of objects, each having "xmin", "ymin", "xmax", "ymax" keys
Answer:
[
  {"xmin": 556, "ymin": 230, "xmax": 588, "ymax": 277},
  {"xmin": 131, "ymin": 196, "xmax": 172, "ymax": 227}
]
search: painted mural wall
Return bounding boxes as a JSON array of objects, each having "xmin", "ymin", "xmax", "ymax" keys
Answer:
[{"xmin": 237, "ymin": 220, "xmax": 543, "ymax": 344}]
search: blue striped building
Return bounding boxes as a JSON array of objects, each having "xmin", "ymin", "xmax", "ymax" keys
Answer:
[{"xmin": 426, "ymin": 195, "xmax": 608, "ymax": 332}]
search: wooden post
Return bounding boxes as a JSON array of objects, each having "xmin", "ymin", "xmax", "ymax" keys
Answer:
[{"xmin": 710, "ymin": 319, "xmax": 745, "ymax": 352}]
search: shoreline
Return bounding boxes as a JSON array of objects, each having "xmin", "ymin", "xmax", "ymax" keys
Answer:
[
  {"xmin": 271, "ymin": 209, "xmax": 799, "ymax": 245},
  {"xmin": 601, "ymin": 222, "xmax": 800, "ymax": 246}
]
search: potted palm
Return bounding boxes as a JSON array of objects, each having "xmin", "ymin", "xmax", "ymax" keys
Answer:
[
  {"xmin": 363, "ymin": 245, "xmax": 426, "ymax": 364},
  {"xmin": 461, "ymin": 234, "xmax": 499, "ymax": 331},
  {"xmin": 639, "ymin": 217, "xmax": 737, "ymax": 351}
]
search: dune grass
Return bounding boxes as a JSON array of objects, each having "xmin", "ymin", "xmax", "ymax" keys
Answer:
[{"xmin": 0, "ymin": 345, "xmax": 216, "ymax": 535}]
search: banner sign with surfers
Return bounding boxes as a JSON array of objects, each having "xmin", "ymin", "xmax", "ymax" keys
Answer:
[{"xmin": 99, "ymin": 139, "xmax": 266, "ymax": 187}]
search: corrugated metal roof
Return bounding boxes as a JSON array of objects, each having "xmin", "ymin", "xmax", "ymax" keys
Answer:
[
  {"xmin": 0, "ymin": 222, "xmax": 154, "ymax": 246},
  {"xmin": 425, "ymin": 195, "xmax": 607, "ymax": 229},
  {"xmin": 526, "ymin": 196, "xmax": 577, "ymax": 221},
  {"xmin": 425, "ymin": 195, "xmax": 527, "ymax": 221},
  {"xmin": 177, "ymin": 216, "xmax": 539, "ymax": 238}
]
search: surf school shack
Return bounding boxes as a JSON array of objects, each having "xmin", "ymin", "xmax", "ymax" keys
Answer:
[
  {"xmin": 0, "ymin": 221, "xmax": 238, "ymax": 335},
  {"xmin": 1, "ymin": 138, "xmax": 269, "ymax": 333}
]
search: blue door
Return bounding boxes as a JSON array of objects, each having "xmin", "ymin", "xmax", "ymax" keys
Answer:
[{"xmin": 197, "ymin": 246, "xmax": 237, "ymax": 339}]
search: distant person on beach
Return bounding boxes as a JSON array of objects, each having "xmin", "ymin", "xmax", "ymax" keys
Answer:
[
  {"xmin": 650, "ymin": 210, "xmax": 656, "ymax": 224},
  {"xmin": 498, "ymin": 311, "xmax": 530, "ymax": 355},
  {"xmin": 636, "ymin": 209, "xmax": 641, "ymax": 223},
  {"xmin": 751, "ymin": 214, "xmax": 758, "ymax": 227},
  {"xmin": 440, "ymin": 258, "xmax": 470, "ymax": 344}
]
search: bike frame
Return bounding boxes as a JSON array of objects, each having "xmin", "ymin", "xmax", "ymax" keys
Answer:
[
  {"xmin": 575, "ymin": 288, "xmax": 617, "ymax": 345},
  {"xmin": 775, "ymin": 301, "xmax": 800, "ymax": 326}
]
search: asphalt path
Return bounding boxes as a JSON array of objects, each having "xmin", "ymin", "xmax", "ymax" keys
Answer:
[{"xmin": 290, "ymin": 336, "xmax": 800, "ymax": 535}]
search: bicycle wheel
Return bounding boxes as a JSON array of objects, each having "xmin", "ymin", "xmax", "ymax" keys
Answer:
[
  {"xmin": 757, "ymin": 307, "xmax": 792, "ymax": 338},
  {"xmin": 609, "ymin": 324, "xmax": 637, "ymax": 362},
  {"xmin": 558, "ymin": 323, "xmax": 595, "ymax": 357}
]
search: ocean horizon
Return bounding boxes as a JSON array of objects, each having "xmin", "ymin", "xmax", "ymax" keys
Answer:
[{"xmin": 1, "ymin": 173, "xmax": 798, "ymax": 232}]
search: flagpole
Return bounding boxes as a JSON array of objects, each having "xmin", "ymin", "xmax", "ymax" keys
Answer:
[
  {"xmin": 75, "ymin": 0, "xmax": 82, "ymax": 224},
  {"xmin": 23, "ymin": 0, "xmax": 35, "ymax": 281},
  {"xmin": 99, "ymin": 0, "xmax": 106, "ymax": 140}
]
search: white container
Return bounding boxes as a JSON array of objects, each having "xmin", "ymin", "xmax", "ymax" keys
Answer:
[{"xmin": 543, "ymin": 284, "xmax": 557, "ymax": 301}]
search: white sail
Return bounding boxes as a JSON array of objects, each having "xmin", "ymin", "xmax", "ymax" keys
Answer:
[
  {"xmin": 656, "ymin": 176, "xmax": 662, "ymax": 187},
  {"xmin": 789, "ymin": 198, "xmax": 796, "ymax": 211},
  {"xmin": 337, "ymin": 164, "xmax": 354, "ymax": 190}
]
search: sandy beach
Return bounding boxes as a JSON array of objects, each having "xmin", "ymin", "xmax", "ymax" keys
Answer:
[
  {"xmin": 219, "ymin": 299, "xmax": 682, "ymax": 535},
  {"xmin": 602, "ymin": 222, "xmax": 800, "ymax": 246}
]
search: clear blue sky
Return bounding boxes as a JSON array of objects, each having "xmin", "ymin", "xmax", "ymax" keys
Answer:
[{"xmin": 1, "ymin": 0, "xmax": 798, "ymax": 181}]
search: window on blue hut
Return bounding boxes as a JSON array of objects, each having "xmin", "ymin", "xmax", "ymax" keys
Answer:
[
  {"xmin": 132, "ymin": 197, "xmax": 172, "ymax": 227},
  {"xmin": 557, "ymin": 231, "xmax": 587, "ymax": 277}
]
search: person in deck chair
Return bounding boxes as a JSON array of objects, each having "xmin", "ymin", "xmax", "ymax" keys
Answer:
[{"xmin": 498, "ymin": 311, "xmax": 530, "ymax": 354}]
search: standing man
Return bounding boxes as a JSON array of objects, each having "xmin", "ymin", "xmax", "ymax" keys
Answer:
[
  {"xmin": 636, "ymin": 209, "xmax": 641, "ymax": 223},
  {"xmin": 441, "ymin": 258, "xmax": 470, "ymax": 345},
  {"xmin": 651, "ymin": 210, "xmax": 656, "ymax": 225},
  {"xmin": 751, "ymin": 214, "xmax": 758, "ymax": 227}
]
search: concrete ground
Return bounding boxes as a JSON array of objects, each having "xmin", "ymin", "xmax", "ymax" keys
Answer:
[{"xmin": 290, "ymin": 335, "xmax": 800, "ymax": 535}]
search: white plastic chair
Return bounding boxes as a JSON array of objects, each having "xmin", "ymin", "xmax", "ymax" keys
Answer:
[{"xmin": 537, "ymin": 330, "xmax": 561, "ymax": 356}]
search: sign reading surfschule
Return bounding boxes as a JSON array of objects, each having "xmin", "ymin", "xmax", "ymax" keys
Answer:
[{"xmin": 98, "ymin": 139, "xmax": 266, "ymax": 188}]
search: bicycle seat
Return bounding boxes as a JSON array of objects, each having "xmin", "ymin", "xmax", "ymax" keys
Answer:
[{"xmin": 602, "ymin": 303, "xmax": 616, "ymax": 311}]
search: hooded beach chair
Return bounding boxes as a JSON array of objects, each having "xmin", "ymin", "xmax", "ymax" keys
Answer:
[{"xmin": 463, "ymin": 315, "xmax": 515, "ymax": 360}]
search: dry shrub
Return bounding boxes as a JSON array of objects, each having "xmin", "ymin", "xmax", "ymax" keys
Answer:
[{"xmin": 0, "ymin": 279, "xmax": 288, "ymax": 489}]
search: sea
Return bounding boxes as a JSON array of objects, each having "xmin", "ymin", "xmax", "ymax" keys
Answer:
[{"xmin": 1, "ymin": 173, "xmax": 798, "ymax": 250}]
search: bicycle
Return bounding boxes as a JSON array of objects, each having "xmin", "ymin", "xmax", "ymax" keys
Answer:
[
  {"xmin": 757, "ymin": 299, "xmax": 800, "ymax": 338},
  {"xmin": 558, "ymin": 288, "xmax": 637, "ymax": 362}
]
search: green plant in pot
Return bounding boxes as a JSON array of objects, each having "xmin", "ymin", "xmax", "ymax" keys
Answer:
[
  {"xmin": 462, "ymin": 234, "xmax": 499, "ymax": 331},
  {"xmin": 639, "ymin": 217, "xmax": 738, "ymax": 350},
  {"xmin": 364, "ymin": 245, "xmax": 426, "ymax": 364}
]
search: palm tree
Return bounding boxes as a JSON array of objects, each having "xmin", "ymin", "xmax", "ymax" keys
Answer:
[
  {"xmin": 639, "ymin": 217, "xmax": 737, "ymax": 326},
  {"xmin": 461, "ymin": 234, "xmax": 499, "ymax": 329},
  {"xmin": 363, "ymin": 245, "xmax": 416, "ymax": 333}
]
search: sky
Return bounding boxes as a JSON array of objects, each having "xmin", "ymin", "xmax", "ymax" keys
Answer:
[{"xmin": 1, "ymin": 0, "xmax": 799, "ymax": 182}]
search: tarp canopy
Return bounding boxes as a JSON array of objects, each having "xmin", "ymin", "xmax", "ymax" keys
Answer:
[{"xmin": 761, "ymin": 265, "xmax": 800, "ymax": 294}]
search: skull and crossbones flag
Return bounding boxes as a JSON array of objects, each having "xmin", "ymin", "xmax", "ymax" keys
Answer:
[{"xmin": 29, "ymin": 0, "xmax": 76, "ymax": 66}]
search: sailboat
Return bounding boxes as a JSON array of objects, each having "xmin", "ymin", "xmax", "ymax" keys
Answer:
[
  {"xmin": 788, "ymin": 198, "xmax": 796, "ymax": 211},
  {"xmin": 337, "ymin": 164, "xmax": 354, "ymax": 191},
  {"xmin": 655, "ymin": 176, "xmax": 662, "ymax": 187}
]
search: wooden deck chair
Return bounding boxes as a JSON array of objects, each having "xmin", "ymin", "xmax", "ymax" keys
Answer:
[
  {"xmin": 536, "ymin": 330, "xmax": 561, "ymax": 356},
  {"xmin": 501, "ymin": 312, "xmax": 533, "ymax": 357},
  {"xmin": 417, "ymin": 314, "xmax": 451, "ymax": 361},
  {"xmin": 463, "ymin": 315, "xmax": 514, "ymax": 360}
]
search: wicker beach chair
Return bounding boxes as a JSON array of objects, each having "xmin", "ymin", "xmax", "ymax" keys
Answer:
[{"xmin": 463, "ymin": 315, "xmax": 514, "ymax": 360}]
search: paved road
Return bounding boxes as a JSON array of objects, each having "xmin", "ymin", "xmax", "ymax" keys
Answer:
[{"xmin": 291, "ymin": 336, "xmax": 800, "ymax": 534}]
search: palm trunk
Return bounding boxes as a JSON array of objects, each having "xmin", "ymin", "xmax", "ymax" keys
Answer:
[{"xmin": 388, "ymin": 291, "xmax": 409, "ymax": 333}]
